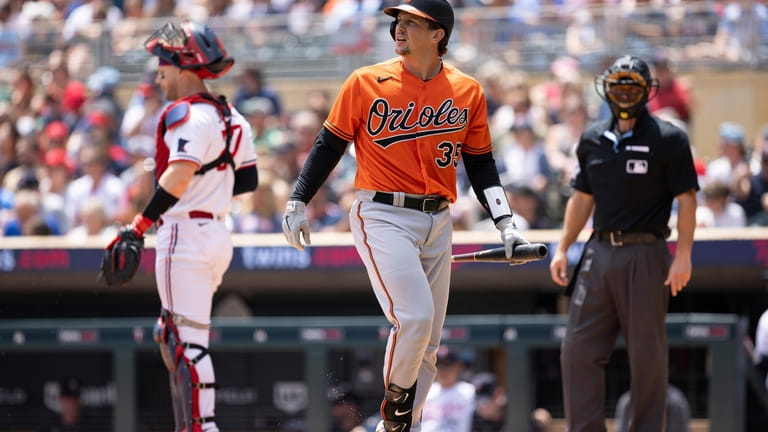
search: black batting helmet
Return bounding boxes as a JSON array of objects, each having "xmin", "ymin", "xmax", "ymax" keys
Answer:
[
  {"xmin": 144, "ymin": 21, "xmax": 234, "ymax": 80},
  {"xmin": 594, "ymin": 55, "xmax": 658, "ymax": 120},
  {"xmin": 384, "ymin": 0, "xmax": 455, "ymax": 42}
]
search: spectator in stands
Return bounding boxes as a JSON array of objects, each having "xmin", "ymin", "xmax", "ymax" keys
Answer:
[
  {"xmin": 306, "ymin": 183, "xmax": 344, "ymax": 232},
  {"xmin": 288, "ymin": 108, "xmax": 322, "ymax": 159},
  {"xmin": 305, "ymin": 88, "xmax": 332, "ymax": 122},
  {"xmin": 40, "ymin": 121, "xmax": 70, "ymax": 154},
  {"xmin": 64, "ymin": 144, "xmax": 125, "ymax": 229},
  {"xmin": 490, "ymin": 73, "xmax": 548, "ymax": 144},
  {"xmin": 564, "ymin": 8, "xmax": 604, "ymax": 69},
  {"xmin": 499, "ymin": 121, "xmax": 551, "ymax": 199},
  {"xmin": 748, "ymin": 124, "xmax": 768, "ymax": 176},
  {"xmin": 474, "ymin": 60, "xmax": 512, "ymax": 120},
  {"xmin": 10, "ymin": 67, "xmax": 36, "ymax": 118},
  {"xmin": 86, "ymin": 66, "xmax": 123, "ymax": 137},
  {"xmin": 18, "ymin": 2, "xmax": 59, "ymax": 60},
  {"xmin": 2, "ymin": 135, "xmax": 44, "ymax": 194},
  {"xmin": 696, "ymin": 180, "xmax": 747, "ymax": 228},
  {"xmin": 62, "ymin": 0, "xmax": 123, "ymax": 42},
  {"xmin": 531, "ymin": 56, "xmax": 582, "ymax": 125},
  {"xmin": 0, "ymin": 0, "xmax": 21, "ymax": 69},
  {"xmin": 421, "ymin": 346, "xmax": 476, "ymax": 432},
  {"xmin": 232, "ymin": 67, "xmax": 283, "ymax": 117},
  {"xmin": 735, "ymin": 145, "xmax": 768, "ymax": 226},
  {"xmin": 543, "ymin": 93, "xmax": 588, "ymax": 217},
  {"xmin": 3, "ymin": 184, "xmax": 61, "ymax": 235},
  {"xmin": 0, "ymin": 117, "xmax": 20, "ymax": 177},
  {"xmin": 647, "ymin": 53, "xmax": 693, "ymax": 125},
  {"xmin": 67, "ymin": 195, "xmax": 117, "ymax": 241},
  {"xmin": 72, "ymin": 109, "xmax": 129, "ymax": 174},
  {"xmin": 705, "ymin": 121, "xmax": 750, "ymax": 188},
  {"xmin": 119, "ymin": 81, "xmax": 165, "ymax": 150},
  {"xmin": 614, "ymin": 384, "xmax": 691, "ymax": 432},
  {"xmin": 40, "ymin": 148, "xmax": 75, "ymax": 232},
  {"xmin": 60, "ymin": 79, "xmax": 88, "ymax": 136},
  {"xmin": 234, "ymin": 174, "xmax": 283, "ymax": 233},
  {"xmin": 241, "ymin": 96, "xmax": 285, "ymax": 155},
  {"xmin": 471, "ymin": 372, "xmax": 505, "ymax": 432},
  {"xmin": 115, "ymin": 150, "xmax": 155, "ymax": 226},
  {"xmin": 712, "ymin": 0, "xmax": 768, "ymax": 63}
]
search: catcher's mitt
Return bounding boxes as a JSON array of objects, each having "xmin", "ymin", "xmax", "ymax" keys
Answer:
[{"xmin": 100, "ymin": 228, "xmax": 144, "ymax": 287}]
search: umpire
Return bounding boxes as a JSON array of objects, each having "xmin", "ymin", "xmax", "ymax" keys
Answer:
[{"xmin": 549, "ymin": 55, "xmax": 699, "ymax": 432}]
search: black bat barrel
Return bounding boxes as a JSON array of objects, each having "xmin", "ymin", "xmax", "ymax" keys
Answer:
[{"xmin": 452, "ymin": 243, "xmax": 549, "ymax": 263}]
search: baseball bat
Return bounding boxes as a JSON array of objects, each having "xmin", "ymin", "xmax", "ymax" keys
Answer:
[{"xmin": 451, "ymin": 243, "xmax": 549, "ymax": 264}]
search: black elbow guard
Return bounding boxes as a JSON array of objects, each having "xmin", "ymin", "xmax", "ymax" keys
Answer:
[{"xmin": 233, "ymin": 165, "xmax": 258, "ymax": 196}]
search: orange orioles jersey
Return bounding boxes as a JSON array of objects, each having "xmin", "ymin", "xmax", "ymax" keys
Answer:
[{"xmin": 324, "ymin": 57, "xmax": 492, "ymax": 203}]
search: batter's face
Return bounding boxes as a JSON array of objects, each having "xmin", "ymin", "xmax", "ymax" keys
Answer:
[
  {"xmin": 393, "ymin": 12, "xmax": 442, "ymax": 57},
  {"xmin": 155, "ymin": 65, "xmax": 181, "ymax": 101}
]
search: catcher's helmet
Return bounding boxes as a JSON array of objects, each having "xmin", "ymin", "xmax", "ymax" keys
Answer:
[
  {"xmin": 144, "ymin": 21, "xmax": 234, "ymax": 80},
  {"xmin": 384, "ymin": 0, "xmax": 455, "ymax": 42},
  {"xmin": 595, "ymin": 55, "xmax": 658, "ymax": 120}
]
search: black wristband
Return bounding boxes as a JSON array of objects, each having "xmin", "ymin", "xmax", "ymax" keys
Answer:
[{"xmin": 141, "ymin": 186, "xmax": 180, "ymax": 222}]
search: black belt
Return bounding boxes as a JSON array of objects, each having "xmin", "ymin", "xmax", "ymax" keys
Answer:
[
  {"xmin": 372, "ymin": 192, "xmax": 449, "ymax": 213},
  {"xmin": 596, "ymin": 230, "xmax": 663, "ymax": 246}
]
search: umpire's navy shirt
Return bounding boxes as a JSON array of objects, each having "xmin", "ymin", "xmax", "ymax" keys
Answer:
[{"xmin": 572, "ymin": 108, "xmax": 700, "ymax": 233}]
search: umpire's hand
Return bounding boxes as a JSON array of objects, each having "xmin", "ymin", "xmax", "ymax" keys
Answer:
[
  {"xmin": 282, "ymin": 200, "xmax": 312, "ymax": 251},
  {"xmin": 496, "ymin": 217, "xmax": 530, "ymax": 259}
]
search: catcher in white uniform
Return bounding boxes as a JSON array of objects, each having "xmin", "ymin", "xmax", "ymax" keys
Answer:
[{"xmin": 104, "ymin": 21, "xmax": 257, "ymax": 432}]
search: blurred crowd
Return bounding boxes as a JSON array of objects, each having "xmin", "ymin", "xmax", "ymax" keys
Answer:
[{"xmin": 0, "ymin": 0, "xmax": 767, "ymax": 238}]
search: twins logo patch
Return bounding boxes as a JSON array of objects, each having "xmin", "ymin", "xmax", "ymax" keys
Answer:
[
  {"xmin": 626, "ymin": 159, "xmax": 648, "ymax": 174},
  {"xmin": 177, "ymin": 138, "xmax": 189, "ymax": 153}
]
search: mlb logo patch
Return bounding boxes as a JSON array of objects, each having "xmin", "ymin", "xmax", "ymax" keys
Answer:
[{"xmin": 626, "ymin": 159, "xmax": 648, "ymax": 174}]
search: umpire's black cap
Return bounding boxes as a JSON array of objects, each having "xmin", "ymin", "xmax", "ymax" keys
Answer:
[{"xmin": 384, "ymin": 0, "xmax": 455, "ymax": 40}]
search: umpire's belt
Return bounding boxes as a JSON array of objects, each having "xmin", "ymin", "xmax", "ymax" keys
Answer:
[
  {"xmin": 596, "ymin": 230, "xmax": 663, "ymax": 247},
  {"xmin": 373, "ymin": 192, "xmax": 449, "ymax": 213}
]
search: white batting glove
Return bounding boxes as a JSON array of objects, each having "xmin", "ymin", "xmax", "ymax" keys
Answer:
[
  {"xmin": 282, "ymin": 200, "xmax": 311, "ymax": 251},
  {"xmin": 496, "ymin": 217, "xmax": 529, "ymax": 259}
]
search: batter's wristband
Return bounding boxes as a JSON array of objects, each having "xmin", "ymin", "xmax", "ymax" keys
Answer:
[{"xmin": 141, "ymin": 186, "xmax": 180, "ymax": 222}]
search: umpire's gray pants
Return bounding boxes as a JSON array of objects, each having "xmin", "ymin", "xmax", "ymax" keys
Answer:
[{"xmin": 561, "ymin": 238, "xmax": 671, "ymax": 432}]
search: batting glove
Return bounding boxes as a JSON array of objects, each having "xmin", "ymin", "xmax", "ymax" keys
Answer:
[
  {"xmin": 496, "ymin": 217, "xmax": 529, "ymax": 259},
  {"xmin": 282, "ymin": 200, "xmax": 311, "ymax": 251}
]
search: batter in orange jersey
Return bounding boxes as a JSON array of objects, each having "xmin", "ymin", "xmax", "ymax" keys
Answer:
[{"xmin": 282, "ymin": 1, "xmax": 529, "ymax": 431}]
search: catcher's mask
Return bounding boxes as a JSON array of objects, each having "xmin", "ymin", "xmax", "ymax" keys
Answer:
[
  {"xmin": 144, "ymin": 21, "xmax": 234, "ymax": 80},
  {"xmin": 385, "ymin": 0, "xmax": 454, "ymax": 44},
  {"xmin": 595, "ymin": 55, "xmax": 658, "ymax": 120}
]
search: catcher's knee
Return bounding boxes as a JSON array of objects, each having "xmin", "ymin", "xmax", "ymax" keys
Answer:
[{"xmin": 380, "ymin": 382, "xmax": 417, "ymax": 432}]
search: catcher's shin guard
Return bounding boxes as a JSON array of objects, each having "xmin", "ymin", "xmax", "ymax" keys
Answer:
[
  {"xmin": 153, "ymin": 309, "xmax": 217, "ymax": 432},
  {"xmin": 380, "ymin": 382, "xmax": 417, "ymax": 432}
]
